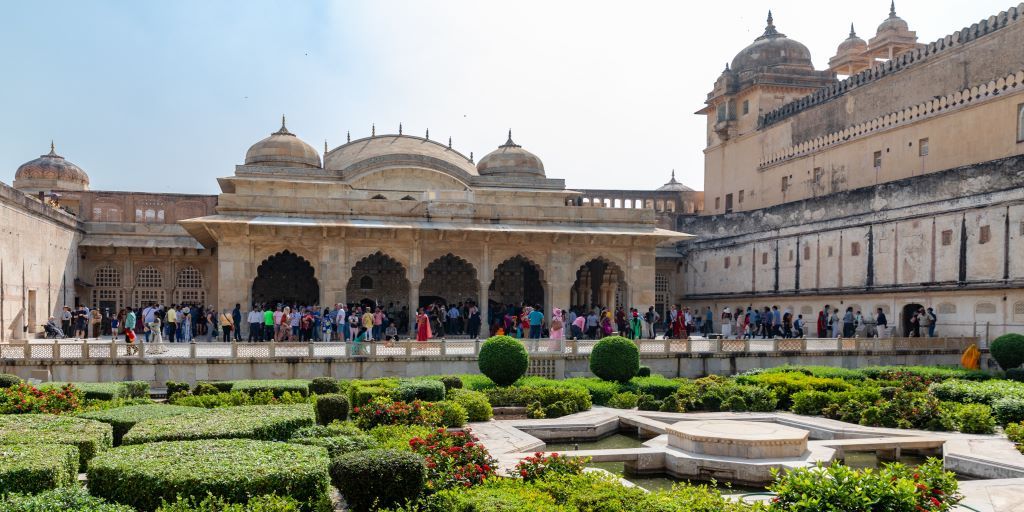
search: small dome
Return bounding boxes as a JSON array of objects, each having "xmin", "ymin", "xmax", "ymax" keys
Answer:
[
  {"xmin": 837, "ymin": 24, "xmax": 868, "ymax": 54},
  {"xmin": 244, "ymin": 116, "xmax": 321, "ymax": 168},
  {"xmin": 876, "ymin": 2, "xmax": 909, "ymax": 34},
  {"xmin": 656, "ymin": 170, "xmax": 693, "ymax": 192},
  {"xmin": 476, "ymin": 131, "xmax": 545, "ymax": 178},
  {"xmin": 14, "ymin": 142, "xmax": 89, "ymax": 191},
  {"xmin": 731, "ymin": 12, "xmax": 814, "ymax": 74}
]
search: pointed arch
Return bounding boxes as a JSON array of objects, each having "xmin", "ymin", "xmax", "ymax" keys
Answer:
[
  {"xmin": 251, "ymin": 250, "xmax": 320, "ymax": 306},
  {"xmin": 489, "ymin": 255, "xmax": 545, "ymax": 311},
  {"xmin": 420, "ymin": 253, "xmax": 478, "ymax": 307},
  {"xmin": 346, "ymin": 251, "xmax": 409, "ymax": 309},
  {"xmin": 571, "ymin": 257, "xmax": 626, "ymax": 309}
]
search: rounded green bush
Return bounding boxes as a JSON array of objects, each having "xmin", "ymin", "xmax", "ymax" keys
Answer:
[
  {"xmin": 309, "ymin": 377, "xmax": 341, "ymax": 395},
  {"xmin": 330, "ymin": 449, "xmax": 426, "ymax": 511},
  {"xmin": 993, "ymin": 396, "xmax": 1024, "ymax": 425},
  {"xmin": 193, "ymin": 382, "xmax": 221, "ymax": 396},
  {"xmin": 439, "ymin": 375, "xmax": 464, "ymax": 391},
  {"xmin": 393, "ymin": 379, "xmax": 446, "ymax": 402},
  {"xmin": 0, "ymin": 373, "xmax": 22, "ymax": 388},
  {"xmin": 164, "ymin": 381, "xmax": 191, "ymax": 396},
  {"xmin": 0, "ymin": 444, "xmax": 78, "ymax": 494},
  {"xmin": 1006, "ymin": 368, "xmax": 1024, "ymax": 382},
  {"xmin": 436, "ymin": 401, "xmax": 468, "ymax": 427},
  {"xmin": 991, "ymin": 333, "xmax": 1024, "ymax": 370},
  {"xmin": 79, "ymin": 404, "xmax": 203, "ymax": 446},
  {"xmin": 0, "ymin": 414, "xmax": 112, "ymax": 471},
  {"xmin": 87, "ymin": 439, "xmax": 331, "ymax": 512},
  {"xmin": 589, "ymin": 336, "xmax": 640, "ymax": 383},
  {"xmin": 122, "ymin": 404, "xmax": 313, "ymax": 445},
  {"xmin": 448, "ymin": 389, "xmax": 493, "ymax": 422},
  {"xmin": 478, "ymin": 336, "xmax": 529, "ymax": 387},
  {"xmin": 315, "ymin": 394, "xmax": 349, "ymax": 426},
  {"xmin": 637, "ymin": 366, "xmax": 652, "ymax": 377}
]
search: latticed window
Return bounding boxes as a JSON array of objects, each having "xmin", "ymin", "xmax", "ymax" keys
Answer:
[
  {"xmin": 137, "ymin": 266, "xmax": 163, "ymax": 288},
  {"xmin": 655, "ymin": 273, "xmax": 669, "ymax": 293},
  {"xmin": 176, "ymin": 266, "xmax": 203, "ymax": 288},
  {"xmin": 1014, "ymin": 302, "xmax": 1024, "ymax": 316},
  {"xmin": 134, "ymin": 289, "xmax": 166, "ymax": 307},
  {"xmin": 95, "ymin": 265, "xmax": 121, "ymax": 287},
  {"xmin": 975, "ymin": 302, "xmax": 997, "ymax": 315}
]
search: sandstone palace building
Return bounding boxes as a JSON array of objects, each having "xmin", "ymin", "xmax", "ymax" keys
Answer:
[{"xmin": 3, "ymin": 3, "xmax": 1024, "ymax": 342}]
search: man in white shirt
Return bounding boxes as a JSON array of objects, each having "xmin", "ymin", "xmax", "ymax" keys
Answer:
[{"xmin": 247, "ymin": 307, "xmax": 262, "ymax": 342}]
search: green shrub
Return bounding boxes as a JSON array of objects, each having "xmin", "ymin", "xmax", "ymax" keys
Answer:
[
  {"xmin": 790, "ymin": 390, "xmax": 833, "ymax": 416},
  {"xmin": 738, "ymin": 372, "xmax": 851, "ymax": 409},
  {"xmin": 349, "ymin": 379, "xmax": 399, "ymax": 407},
  {"xmin": 353, "ymin": 397, "xmax": 443, "ymax": 429},
  {"xmin": 231, "ymin": 379, "xmax": 311, "ymax": 397},
  {"xmin": 330, "ymin": 449, "xmax": 426, "ymax": 511},
  {"xmin": 484, "ymin": 386, "xmax": 591, "ymax": 417},
  {"xmin": 1007, "ymin": 422, "xmax": 1024, "ymax": 454},
  {"xmin": 589, "ymin": 336, "xmax": 639, "ymax": 383},
  {"xmin": 758, "ymin": 365, "xmax": 867, "ymax": 381},
  {"xmin": 88, "ymin": 439, "xmax": 331, "ymax": 512},
  {"xmin": 992, "ymin": 396, "xmax": 1024, "ymax": 425},
  {"xmin": 439, "ymin": 376, "xmax": 464, "ymax": 391},
  {"xmin": 122, "ymin": 404, "xmax": 314, "ymax": 445},
  {"xmin": 607, "ymin": 392, "xmax": 640, "ymax": 409},
  {"xmin": 543, "ymin": 401, "xmax": 573, "ymax": 418},
  {"xmin": 991, "ymin": 333, "xmax": 1024, "ymax": 370},
  {"xmin": 0, "ymin": 487, "xmax": 134, "ymax": 512},
  {"xmin": 309, "ymin": 377, "xmax": 341, "ymax": 395},
  {"xmin": 195, "ymin": 381, "xmax": 235, "ymax": 393},
  {"xmin": 120, "ymin": 381, "xmax": 150, "ymax": 398},
  {"xmin": 690, "ymin": 378, "xmax": 778, "ymax": 412},
  {"xmin": 623, "ymin": 375, "xmax": 683, "ymax": 399},
  {"xmin": 478, "ymin": 336, "xmax": 529, "ymax": 386},
  {"xmin": 526, "ymin": 401, "xmax": 545, "ymax": 419},
  {"xmin": 38, "ymin": 382, "xmax": 123, "ymax": 401},
  {"xmin": 929, "ymin": 379, "xmax": 1024, "ymax": 405},
  {"xmin": 289, "ymin": 425, "xmax": 377, "ymax": 458},
  {"xmin": 456, "ymin": 374, "xmax": 496, "ymax": 391},
  {"xmin": 79, "ymin": 404, "xmax": 202, "ymax": 445},
  {"xmin": 315, "ymin": 394, "xmax": 349, "ymax": 426},
  {"xmin": 860, "ymin": 365, "xmax": 992, "ymax": 382},
  {"xmin": 193, "ymin": 382, "xmax": 221, "ymax": 396},
  {"xmin": 436, "ymin": 401, "xmax": 468, "ymax": 427},
  {"xmin": 165, "ymin": 381, "xmax": 191, "ymax": 396},
  {"xmin": 0, "ymin": 414, "xmax": 112, "ymax": 471},
  {"xmin": 156, "ymin": 494, "xmax": 302, "ymax": 512},
  {"xmin": 637, "ymin": 393, "xmax": 662, "ymax": 411},
  {"xmin": 0, "ymin": 374, "xmax": 22, "ymax": 388},
  {"xmin": 0, "ymin": 444, "xmax": 78, "ymax": 495},
  {"xmin": 1006, "ymin": 368, "xmax": 1024, "ymax": 382},
  {"xmin": 637, "ymin": 366, "xmax": 651, "ymax": 377},
  {"xmin": 393, "ymin": 379, "xmax": 446, "ymax": 403},
  {"xmin": 448, "ymin": 389, "xmax": 493, "ymax": 422},
  {"xmin": 560, "ymin": 378, "xmax": 619, "ymax": 405},
  {"xmin": 367, "ymin": 425, "xmax": 433, "ymax": 451},
  {"xmin": 939, "ymin": 402, "xmax": 996, "ymax": 434}
]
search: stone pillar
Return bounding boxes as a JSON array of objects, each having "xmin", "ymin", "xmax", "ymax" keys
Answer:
[
  {"xmin": 217, "ymin": 240, "xmax": 250, "ymax": 313},
  {"xmin": 408, "ymin": 280, "xmax": 420, "ymax": 335},
  {"xmin": 478, "ymin": 282, "xmax": 489, "ymax": 338},
  {"xmin": 628, "ymin": 248, "xmax": 656, "ymax": 309}
]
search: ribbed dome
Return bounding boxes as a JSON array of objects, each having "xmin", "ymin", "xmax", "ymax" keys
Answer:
[
  {"xmin": 837, "ymin": 24, "xmax": 868, "ymax": 54},
  {"xmin": 731, "ymin": 12, "xmax": 814, "ymax": 74},
  {"xmin": 656, "ymin": 171, "xmax": 693, "ymax": 192},
  {"xmin": 476, "ymin": 131, "xmax": 545, "ymax": 178},
  {"xmin": 14, "ymin": 142, "xmax": 89, "ymax": 191},
  {"xmin": 877, "ymin": 2, "xmax": 910, "ymax": 34},
  {"xmin": 244, "ymin": 116, "xmax": 321, "ymax": 168}
]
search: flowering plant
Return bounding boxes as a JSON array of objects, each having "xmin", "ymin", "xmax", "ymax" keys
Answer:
[
  {"xmin": 353, "ymin": 396, "xmax": 442, "ymax": 429},
  {"xmin": 0, "ymin": 383, "xmax": 83, "ymax": 414},
  {"xmin": 514, "ymin": 451, "xmax": 588, "ymax": 482},
  {"xmin": 409, "ymin": 427, "xmax": 496, "ymax": 491}
]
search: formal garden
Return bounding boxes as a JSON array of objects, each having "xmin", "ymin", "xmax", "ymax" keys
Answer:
[{"xmin": 2, "ymin": 334, "xmax": 1024, "ymax": 511}]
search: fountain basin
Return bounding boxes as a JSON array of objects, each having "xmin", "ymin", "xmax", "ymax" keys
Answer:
[{"xmin": 667, "ymin": 420, "xmax": 809, "ymax": 459}]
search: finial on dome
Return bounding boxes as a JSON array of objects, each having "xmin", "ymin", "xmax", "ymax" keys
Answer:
[
  {"xmin": 756, "ymin": 9, "xmax": 783, "ymax": 40},
  {"xmin": 399, "ymin": 123, "xmax": 403, "ymax": 135},
  {"xmin": 49, "ymin": 140, "xmax": 56, "ymax": 155},
  {"xmin": 447, "ymin": 136, "xmax": 452, "ymax": 149},
  {"xmin": 347, "ymin": 130, "xmax": 351, "ymax": 143},
  {"xmin": 724, "ymin": 62, "xmax": 730, "ymax": 72},
  {"xmin": 500, "ymin": 129, "xmax": 521, "ymax": 148},
  {"xmin": 767, "ymin": 10, "xmax": 774, "ymax": 27},
  {"xmin": 281, "ymin": 114, "xmax": 286, "ymax": 129},
  {"xmin": 425, "ymin": 128, "xmax": 430, "ymax": 140},
  {"xmin": 274, "ymin": 115, "xmax": 293, "ymax": 135},
  {"xmin": 324, "ymin": 139, "xmax": 328, "ymax": 156},
  {"xmin": 372, "ymin": 124, "xmax": 376, "ymax": 137},
  {"xmin": 850, "ymin": 23, "xmax": 857, "ymax": 37},
  {"xmin": 469, "ymin": 151, "xmax": 474, "ymax": 163},
  {"xmin": 671, "ymin": 169, "xmax": 677, "ymax": 181},
  {"xmin": 889, "ymin": 0, "xmax": 896, "ymax": 17}
]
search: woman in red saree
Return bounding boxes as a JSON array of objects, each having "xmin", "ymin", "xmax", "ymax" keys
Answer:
[
  {"xmin": 672, "ymin": 311, "xmax": 685, "ymax": 339},
  {"xmin": 416, "ymin": 307, "xmax": 432, "ymax": 342}
]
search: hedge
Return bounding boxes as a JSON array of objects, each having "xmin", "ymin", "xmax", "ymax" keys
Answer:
[
  {"xmin": 484, "ymin": 386, "xmax": 592, "ymax": 417},
  {"xmin": 0, "ymin": 374, "xmax": 21, "ymax": 388},
  {"xmin": 928, "ymin": 379, "xmax": 1024, "ymax": 405},
  {"xmin": 348, "ymin": 379, "xmax": 399, "ymax": 407},
  {"xmin": 37, "ymin": 381, "xmax": 148, "ymax": 400},
  {"xmin": 393, "ymin": 379, "xmax": 446, "ymax": 402},
  {"xmin": 0, "ymin": 487, "xmax": 134, "ymax": 512},
  {"xmin": 589, "ymin": 336, "xmax": 639, "ymax": 383},
  {"xmin": 195, "ymin": 381, "xmax": 236, "ymax": 393},
  {"xmin": 87, "ymin": 439, "xmax": 331, "ymax": 512},
  {"xmin": 0, "ymin": 444, "xmax": 78, "ymax": 495},
  {"xmin": 122, "ymin": 404, "xmax": 314, "ymax": 445},
  {"xmin": 231, "ymin": 379, "xmax": 311, "ymax": 397},
  {"xmin": 156, "ymin": 494, "xmax": 302, "ymax": 512},
  {"xmin": 309, "ymin": 377, "xmax": 342, "ymax": 395},
  {"xmin": 448, "ymin": 389, "xmax": 493, "ymax": 422},
  {"xmin": 437, "ymin": 401, "xmax": 468, "ymax": 427},
  {"xmin": 78, "ymin": 404, "xmax": 203, "ymax": 445},
  {"xmin": 330, "ymin": 449, "xmax": 426, "ymax": 511},
  {"xmin": 478, "ymin": 336, "xmax": 529, "ymax": 386},
  {"xmin": 0, "ymin": 414, "xmax": 112, "ymax": 471},
  {"xmin": 624, "ymin": 375, "xmax": 684, "ymax": 400},
  {"xmin": 314, "ymin": 394, "xmax": 349, "ymax": 426}
]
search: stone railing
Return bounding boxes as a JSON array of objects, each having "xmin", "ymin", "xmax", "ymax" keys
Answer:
[{"xmin": 0, "ymin": 336, "xmax": 976, "ymax": 361}]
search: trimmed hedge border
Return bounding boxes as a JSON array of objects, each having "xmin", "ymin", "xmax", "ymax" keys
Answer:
[
  {"xmin": 0, "ymin": 414, "xmax": 112, "ymax": 471},
  {"xmin": 122, "ymin": 404, "xmax": 314, "ymax": 445},
  {"xmin": 38, "ymin": 381, "xmax": 148, "ymax": 401},
  {"xmin": 231, "ymin": 379, "xmax": 311, "ymax": 397},
  {"xmin": 0, "ymin": 486, "xmax": 134, "ymax": 511},
  {"xmin": 78, "ymin": 404, "xmax": 204, "ymax": 445},
  {"xmin": 87, "ymin": 439, "xmax": 331, "ymax": 512},
  {"xmin": 0, "ymin": 444, "xmax": 78, "ymax": 495}
]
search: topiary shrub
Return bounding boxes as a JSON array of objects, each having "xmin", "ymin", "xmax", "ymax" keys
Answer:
[
  {"xmin": 87, "ymin": 439, "xmax": 331, "ymax": 512},
  {"xmin": 393, "ymin": 379, "xmax": 446, "ymax": 403},
  {"xmin": 589, "ymin": 336, "xmax": 639, "ymax": 383},
  {"xmin": 436, "ymin": 401, "xmax": 468, "ymax": 427},
  {"xmin": 637, "ymin": 366, "xmax": 651, "ymax": 378},
  {"xmin": 0, "ymin": 414, "xmax": 112, "ymax": 471},
  {"xmin": 0, "ymin": 486, "xmax": 134, "ymax": 511},
  {"xmin": 330, "ymin": 449, "xmax": 426, "ymax": 511},
  {"xmin": 309, "ymin": 377, "xmax": 341, "ymax": 395},
  {"xmin": 991, "ymin": 333, "xmax": 1024, "ymax": 370},
  {"xmin": 78, "ymin": 404, "xmax": 203, "ymax": 445},
  {"xmin": 0, "ymin": 373, "xmax": 22, "ymax": 388},
  {"xmin": 439, "ymin": 375, "xmax": 464, "ymax": 391},
  {"xmin": 0, "ymin": 444, "xmax": 78, "ymax": 495},
  {"xmin": 478, "ymin": 336, "xmax": 529, "ymax": 387},
  {"xmin": 448, "ymin": 389, "xmax": 493, "ymax": 422},
  {"xmin": 193, "ymin": 382, "xmax": 221, "ymax": 396},
  {"xmin": 156, "ymin": 494, "xmax": 303, "ymax": 512},
  {"xmin": 120, "ymin": 381, "xmax": 150, "ymax": 398},
  {"xmin": 637, "ymin": 393, "xmax": 662, "ymax": 411},
  {"xmin": 165, "ymin": 381, "xmax": 190, "ymax": 396},
  {"xmin": 607, "ymin": 392, "xmax": 640, "ymax": 409},
  {"xmin": 122, "ymin": 404, "xmax": 314, "ymax": 445},
  {"xmin": 314, "ymin": 394, "xmax": 349, "ymax": 426},
  {"xmin": 1007, "ymin": 368, "xmax": 1024, "ymax": 383},
  {"xmin": 289, "ymin": 424, "xmax": 377, "ymax": 458},
  {"xmin": 231, "ymin": 379, "xmax": 310, "ymax": 398}
]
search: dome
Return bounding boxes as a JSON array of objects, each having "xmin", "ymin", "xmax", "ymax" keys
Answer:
[
  {"xmin": 14, "ymin": 142, "xmax": 89, "ymax": 191},
  {"xmin": 325, "ymin": 132, "xmax": 478, "ymax": 176},
  {"xmin": 837, "ymin": 24, "xmax": 868, "ymax": 54},
  {"xmin": 731, "ymin": 12, "xmax": 814, "ymax": 74},
  {"xmin": 876, "ymin": 1, "xmax": 909, "ymax": 34},
  {"xmin": 244, "ymin": 116, "xmax": 321, "ymax": 168},
  {"xmin": 656, "ymin": 170, "xmax": 693, "ymax": 192},
  {"xmin": 476, "ymin": 131, "xmax": 545, "ymax": 178}
]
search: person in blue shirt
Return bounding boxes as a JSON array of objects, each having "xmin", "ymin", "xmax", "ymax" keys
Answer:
[{"xmin": 527, "ymin": 305, "xmax": 544, "ymax": 339}]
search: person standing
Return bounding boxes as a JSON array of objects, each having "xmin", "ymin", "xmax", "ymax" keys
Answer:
[
  {"xmin": 124, "ymin": 307, "xmax": 136, "ymax": 345},
  {"xmin": 842, "ymin": 307, "xmax": 855, "ymax": 337},
  {"xmin": 219, "ymin": 309, "xmax": 233, "ymax": 342},
  {"xmin": 528, "ymin": 306, "xmax": 544, "ymax": 339},
  {"xmin": 817, "ymin": 306, "xmax": 828, "ymax": 338},
  {"xmin": 61, "ymin": 306, "xmax": 72, "ymax": 338},
  {"xmin": 629, "ymin": 310, "xmax": 643, "ymax": 340},
  {"xmin": 794, "ymin": 314, "xmax": 805, "ymax": 337},
  {"xmin": 550, "ymin": 308, "xmax": 564, "ymax": 340},
  {"xmin": 362, "ymin": 308, "xmax": 375, "ymax": 341},
  {"xmin": 248, "ymin": 306, "xmax": 262, "ymax": 342},
  {"xmin": 926, "ymin": 307, "xmax": 937, "ymax": 337},
  {"xmin": 373, "ymin": 307, "xmax": 384, "ymax": 341},
  {"xmin": 704, "ymin": 307, "xmax": 714, "ymax": 336},
  {"xmin": 231, "ymin": 304, "xmax": 242, "ymax": 342},
  {"xmin": 415, "ymin": 307, "xmax": 431, "ymax": 341},
  {"xmin": 721, "ymin": 307, "xmax": 733, "ymax": 338}
]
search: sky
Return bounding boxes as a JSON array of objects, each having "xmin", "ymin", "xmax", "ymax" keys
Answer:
[{"xmin": 0, "ymin": 0, "xmax": 1013, "ymax": 194}]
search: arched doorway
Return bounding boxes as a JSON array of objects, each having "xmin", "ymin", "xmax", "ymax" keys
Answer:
[
  {"xmin": 571, "ymin": 258, "xmax": 626, "ymax": 310},
  {"xmin": 251, "ymin": 251, "xmax": 320, "ymax": 306},
  {"xmin": 901, "ymin": 303, "xmax": 923, "ymax": 336},
  {"xmin": 346, "ymin": 252, "xmax": 409, "ymax": 309},
  {"xmin": 489, "ymin": 256, "xmax": 545, "ymax": 312},
  {"xmin": 420, "ymin": 254, "xmax": 478, "ymax": 308}
]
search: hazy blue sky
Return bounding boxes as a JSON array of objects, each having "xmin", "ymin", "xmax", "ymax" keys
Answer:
[{"xmin": 0, "ymin": 1, "xmax": 1012, "ymax": 194}]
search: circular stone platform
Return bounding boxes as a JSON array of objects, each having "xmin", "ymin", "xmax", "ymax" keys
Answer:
[{"xmin": 667, "ymin": 420, "xmax": 808, "ymax": 459}]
